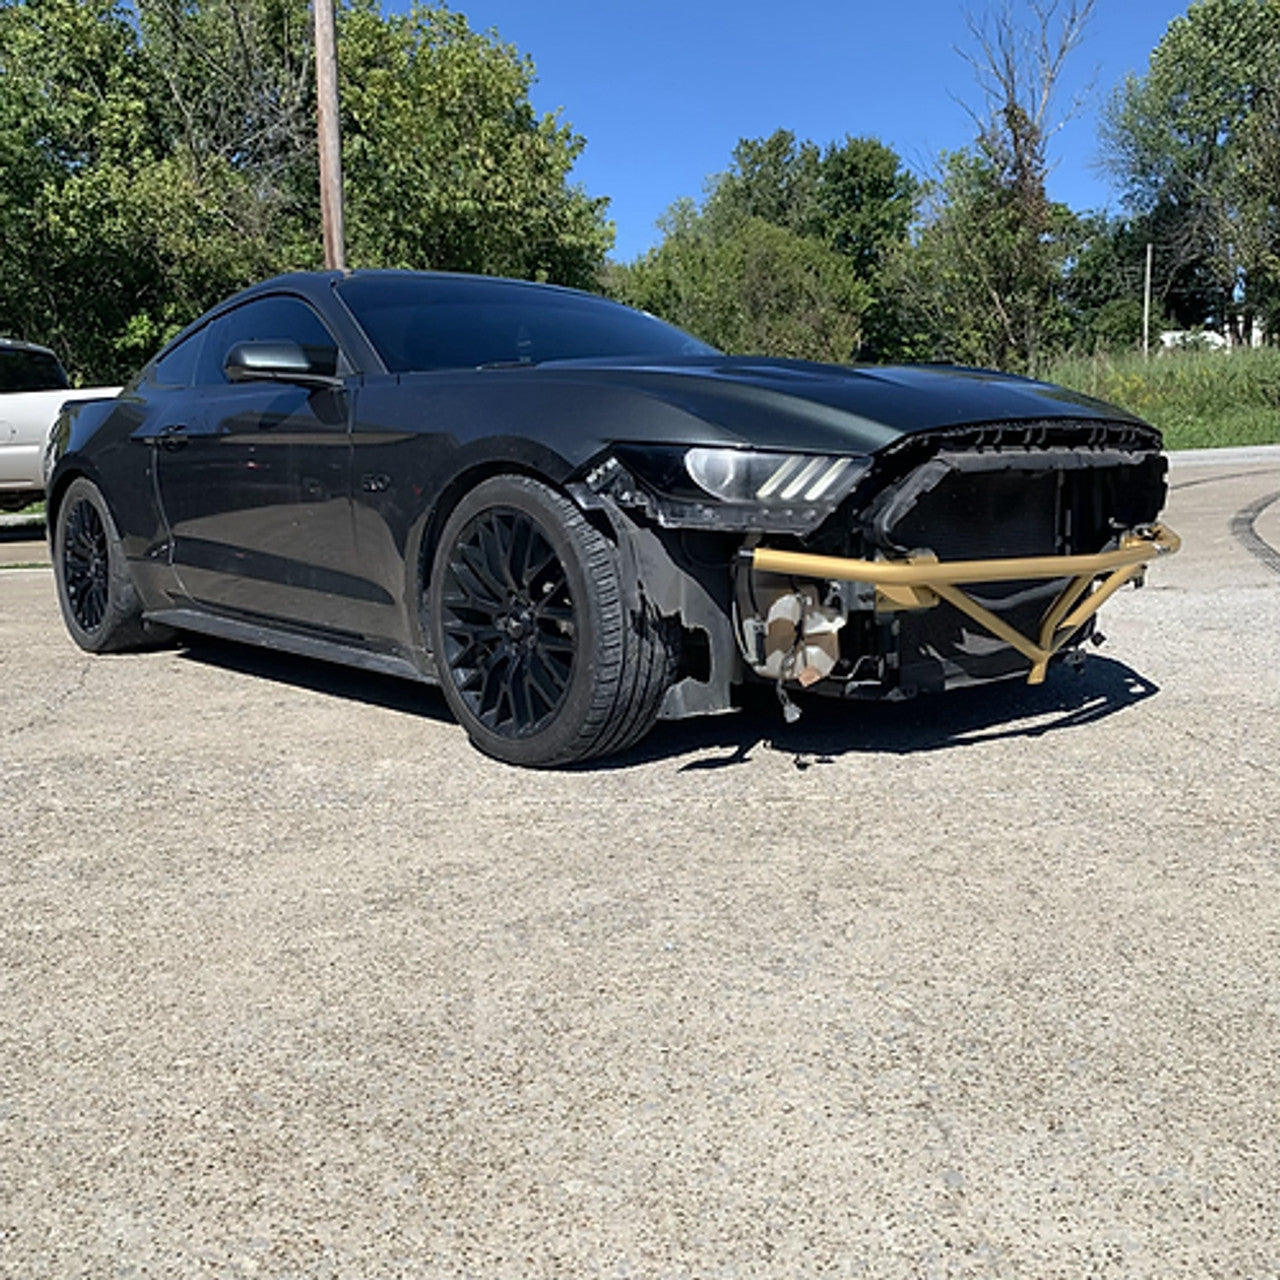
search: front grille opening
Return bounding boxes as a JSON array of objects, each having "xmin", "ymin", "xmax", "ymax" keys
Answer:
[
  {"xmin": 862, "ymin": 447, "xmax": 1166, "ymax": 562},
  {"xmin": 885, "ymin": 466, "xmax": 1062, "ymax": 560}
]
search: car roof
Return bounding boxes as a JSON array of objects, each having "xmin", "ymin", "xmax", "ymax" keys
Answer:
[
  {"xmin": 230, "ymin": 268, "xmax": 602, "ymax": 308},
  {"xmin": 0, "ymin": 337, "xmax": 59, "ymax": 358}
]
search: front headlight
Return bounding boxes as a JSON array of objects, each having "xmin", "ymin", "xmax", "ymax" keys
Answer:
[
  {"xmin": 685, "ymin": 448, "xmax": 868, "ymax": 506},
  {"xmin": 600, "ymin": 445, "xmax": 873, "ymax": 533}
]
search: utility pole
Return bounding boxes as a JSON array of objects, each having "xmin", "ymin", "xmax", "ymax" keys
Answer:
[
  {"xmin": 1142, "ymin": 241, "xmax": 1153, "ymax": 359},
  {"xmin": 314, "ymin": 0, "xmax": 345, "ymax": 270}
]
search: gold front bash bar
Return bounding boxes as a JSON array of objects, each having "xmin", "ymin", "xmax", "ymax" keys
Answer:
[{"xmin": 751, "ymin": 524, "xmax": 1181, "ymax": 685}]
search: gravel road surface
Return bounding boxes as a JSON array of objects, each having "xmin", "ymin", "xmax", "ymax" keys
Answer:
[{"xmin": 2, "ymin": 451, "xmax": 1278, "ymax": 1278}]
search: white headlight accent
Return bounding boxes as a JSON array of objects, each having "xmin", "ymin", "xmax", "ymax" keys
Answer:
[
  {"xmin": 779, "ymin": 457, "xmax": 827, "ymax": 501},
  {"xmin": 684, "ymin": 447, "xmax": 870, "ymax": 511},
  {"xmin": 805, "ymin": 457, "xmax": 855, "ymax": 500},
  {"xmin": 754, "ymin": 456, "xmax": 804, "ymax": 499}
]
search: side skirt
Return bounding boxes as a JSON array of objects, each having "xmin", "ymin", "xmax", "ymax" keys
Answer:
[{"xmin": 145, "ymin": 607, "xmax": 438, "ymax": 686}]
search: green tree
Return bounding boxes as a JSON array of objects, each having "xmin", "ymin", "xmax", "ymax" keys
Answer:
[
  {"xmin": 1102, "ymin": 0, "xmax": 1280, "ymax": 339},
  {"xmin": 339, "ymin": 2, "xmax": 611, "ymax": 287},
  {"xmin": 619, "ymin": 210, "xmax": 869, "ymax": 361},
  {"xmin": 813, "ymin": 135, "xmax": 919, "ymax": 280},
  {"xmin": 880, "ymin": 150, "xmax": 1075, "ymax": 370},
  {"xmin": 871, "ymin": 1, "xmax": 1100, "ymax": 371},
  {"xmin": 614, "ymin": 129, "xmax": 913, "ymax": 361},
  {"xmin": 0, "ymin": 0, "xmax": 613, "ymax": 380},
  {"xmin": 0, "ymin": 0, "xmax": 170, "ymax": 378},
  {"xmin": 704, "ymin": 129, "xmax": 917, "ymax": 279},
  {"xmin": 706, "ymin": 131, "xmax": 822, "ymax": 233},
  {"xmin": 1060, "ymin": 210, "xmax": 1218, "ymax": 350},
  {"xmin": 915, "ymin": 0, "xmax": 1094, "ymax": 371},
  {"xmin": 0, "ymin": 0, "xmax": 324, "ymax": 377}
]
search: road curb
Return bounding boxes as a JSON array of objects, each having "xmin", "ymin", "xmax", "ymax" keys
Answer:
[
  {"xmin": 0, "ymin": 512, "xmax": 45, "ymax": 531},
  {"xmin": 1168, "ymin": 443, "xmax": 1280, "ymax": 467}
]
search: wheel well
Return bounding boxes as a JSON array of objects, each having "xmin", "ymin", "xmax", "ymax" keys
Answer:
[
  {"xmin": 413, "ymin": 465, "xmax": 736, "ymax": 720},
  {"xmin": 44, "ymin": 469, "xmax": 82, "ymax": 533},
  {"xmin": 415, "ymin": 463, "xmax": 612, "ymax": 600}
]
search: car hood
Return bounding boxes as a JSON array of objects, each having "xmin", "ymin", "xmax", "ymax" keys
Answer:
[{"xmin": 530, "ymin": 355, "xmax": 1149, "ymax": 455}]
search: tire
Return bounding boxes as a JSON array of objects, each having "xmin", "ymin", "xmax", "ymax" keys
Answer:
[
  {"xmin": 53, "ymin": 476, "xmax": 155, "ymax": 653},
  {"xmin": 427, "ymin": 475, "xmax": 677, "ymax": 767}
]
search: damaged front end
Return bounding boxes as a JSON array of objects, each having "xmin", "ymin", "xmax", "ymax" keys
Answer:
[{"xmin": 572, "ymin": 419, "xmax": 1178, "ymax": 720}]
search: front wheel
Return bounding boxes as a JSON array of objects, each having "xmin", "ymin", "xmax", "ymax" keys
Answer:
[{"xmin": 427, "ymin": 475, "xmax": 676, "ymax": 767}]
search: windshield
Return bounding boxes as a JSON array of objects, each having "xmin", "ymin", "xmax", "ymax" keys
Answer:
[
  {"xmin": 337, "ymin": 273, "xmax": 716, "ymax": 373},
  {"xmin": 0, "ymin": 346, "xmax": 69, "ymax": 392}
]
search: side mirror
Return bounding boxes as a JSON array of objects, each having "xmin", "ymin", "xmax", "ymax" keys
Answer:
[{"xmin": 224, "ymin": 340, "xmax": 342, "ymax": 388}]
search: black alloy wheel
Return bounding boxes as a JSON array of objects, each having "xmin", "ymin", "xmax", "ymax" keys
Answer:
[
  {"xmin": 439, "ymin": 506, "xmax": 578, "ymax": 738},
  {"xmin": 61, "ymin": 494, "xmax": 110, "ymax": 634},
  {"xmin": 428, "ymin": 475, "xmax": 676, "ymax": 767},
  {"xmin": 53, "ymin": 476, "xmax": 156, "ymax": 653}
]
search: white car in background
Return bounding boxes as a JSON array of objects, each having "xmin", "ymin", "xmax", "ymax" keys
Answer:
[{"xmin": 0, "ymin": 339, "xmax": 120, "ymax": 512}]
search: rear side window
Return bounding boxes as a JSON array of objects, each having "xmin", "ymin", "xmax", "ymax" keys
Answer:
[
  {"xmin": 146, "ymin": 329, "xmax": 206, "ymax": 388},
  {"xmin": 0, "ymin": 347, "xmax": 69, "ymax": 392}
]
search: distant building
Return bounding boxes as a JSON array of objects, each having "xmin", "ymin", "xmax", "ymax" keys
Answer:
[{"xmin": 1159, "ymin": 329, "xmax": 1229, "ymax": 352}]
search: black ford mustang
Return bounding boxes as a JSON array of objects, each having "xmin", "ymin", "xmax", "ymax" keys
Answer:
[{"xmin": 48, "ymin": 270, "xmax": 1177, "ymax": 765}]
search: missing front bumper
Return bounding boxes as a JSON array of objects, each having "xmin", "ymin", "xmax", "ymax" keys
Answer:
[{"xmin": 748, "ymin": 523, "xmax": 1181, "ymax": 686}]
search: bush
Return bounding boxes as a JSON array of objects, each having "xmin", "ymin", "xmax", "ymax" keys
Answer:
[{"xmin": 1044, "ymin": 346, "xmax": 1280, "ymax": 449}]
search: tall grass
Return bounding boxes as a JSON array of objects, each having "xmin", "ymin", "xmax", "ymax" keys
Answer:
[{"xmin": 1044, "ymin": 346, "xmax": 1280, "ymax": 450}]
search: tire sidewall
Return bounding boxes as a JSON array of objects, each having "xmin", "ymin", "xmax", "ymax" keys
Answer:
[
  {"xmin": 427, "ymin": 475, "xmax": 619, "ymax": 767},
  {"xmin": 53, "ymin": 475, "xmax": 142, "ymax": 653}
]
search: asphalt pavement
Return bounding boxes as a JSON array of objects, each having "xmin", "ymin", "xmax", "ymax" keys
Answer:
[{"xmin": 2, "ymin": 450, "xmax": 1278, "ymax": 1278}]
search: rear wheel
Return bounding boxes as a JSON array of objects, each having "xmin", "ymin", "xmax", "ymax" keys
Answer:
[
  {"xmin": 53, "ymin": 476, "xmax": 155, "ymax": 652},
  {"xmin": 427, "ymin": 475, "xmax": 676, "ymax": 766}
]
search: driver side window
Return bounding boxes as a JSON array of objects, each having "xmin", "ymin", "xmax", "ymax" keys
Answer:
[{"xmin": 195, "ymin": 296, "xmax": 340, "ymax": 385}]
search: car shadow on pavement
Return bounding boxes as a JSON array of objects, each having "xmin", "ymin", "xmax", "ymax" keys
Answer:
[
  {"xmin": 175, "ymin": 635, "xmax": 1158, "ymax": 771},
  {"xmin": 175, "ymin": 634, "xmax": 456, "ymax": 722},
  {"xmin": 606, "ymin": 655, "xmax": 1160, "ymax": 772}
]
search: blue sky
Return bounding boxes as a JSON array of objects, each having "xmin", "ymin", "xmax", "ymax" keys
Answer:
[{"xmin": 425, "ymin": 1, "xmax": 1190, "ymax": 261}]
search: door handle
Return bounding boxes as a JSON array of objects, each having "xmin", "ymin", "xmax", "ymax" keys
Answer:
[
  {"xmin": 133, "ymin": 424, "xmax": 183, "ymax": 445},
  {"xmin": 132, "ymin": 421, "xmax": 191, "ymax": 445},
  {"xmin": 132, "ymin": 419, "xmax": 230, "ymax": 447}
]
